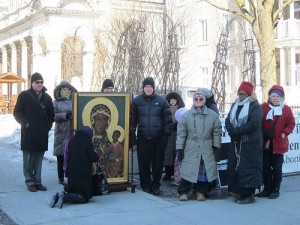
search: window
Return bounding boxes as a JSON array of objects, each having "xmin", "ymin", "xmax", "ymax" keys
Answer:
[
  {"xmin": 61, "ymin": 37, "xmax": 84, "ymax": 82},
  {"xmin": 295, "ymin": 1, "xmax": 300, "ymax": 19},
  {"xmin": 199, "ymin": 19, "xmax": 207, "ymax": 42},
  {"xmin": 179, "ymin": 25, "xmax": 186, "ymax": 46}
]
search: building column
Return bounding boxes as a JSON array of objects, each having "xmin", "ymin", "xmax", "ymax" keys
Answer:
[
  {"xmin": 2, "ymin": 46, "xmax": 8, "ymax": 73},
  {"xmin": 11, "ymin": 42, "xmax": 17, "ymax": 74},
  {"xmin": 21, "ymin": 39, "xmax": 28, "ymax": 80},
  {"xmin": 290, "ymin": 46, "xmax": 296, "ymax": 86},
  {"xmin": 280, "ymin": 48, "xmax": 286, "ymax": 86},
  {"xmin": 290, "ymin": 2, "xmax": 295, "ymax": 19}
]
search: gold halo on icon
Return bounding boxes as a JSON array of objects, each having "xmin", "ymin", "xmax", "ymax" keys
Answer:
[{"xmin": 82, "ymin": 97, "xmax": 124, "ymax": 142}]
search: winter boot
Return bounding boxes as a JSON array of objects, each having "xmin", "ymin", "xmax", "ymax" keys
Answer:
[
  {"xmin": 256, "ymin": 174, "xmax": 272, "ymax": 197},
  {"xmin": 269, "ymin": 184, "xmax": 280, "ymax": 199},
  {"xmin": 49, "ymin": 192, "xmax": 59, "ymax": 208},
  {"xmin": 256, "ymin": 187, "xmax": 271, "ymax": 197},
  {"xmin": 57, "ymin": 191, "xmax": 66, "ymax": 209}
]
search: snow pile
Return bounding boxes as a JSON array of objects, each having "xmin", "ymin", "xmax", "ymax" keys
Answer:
[{"xmin": 0, "ymin": 114, "xmax": 56, "ymax": 162}]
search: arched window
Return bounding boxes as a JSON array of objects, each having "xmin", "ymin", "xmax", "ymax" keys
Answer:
[{"xmin": 61, "ymin": 37, "xmax": 84, "ymax": 82}]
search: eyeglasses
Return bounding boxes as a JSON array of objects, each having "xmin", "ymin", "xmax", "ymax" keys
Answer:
[
  {"xmin": 194, "ymin": 97, "xmax": 204, "ymax": 101},
  {"xmin": 238, "ymin": 93, "xmax": 247, "ymax": 96},
  {"xmin": 35, "ymin": 81, "xmax": 44, "ymax": 84}
]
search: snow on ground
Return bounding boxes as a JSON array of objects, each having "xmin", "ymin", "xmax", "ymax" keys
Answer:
[{"xmin": 0, "ymin": 114, "xmax": 56, "ymax": 162}]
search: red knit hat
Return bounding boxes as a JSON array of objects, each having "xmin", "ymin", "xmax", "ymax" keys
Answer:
[
  {"xmin": 238, "ymin": 81, "xmax": 254, "ymax": 96},
  {"xmin": 268, "ymin": 85, "xmax": 285, "ymax": 98}
]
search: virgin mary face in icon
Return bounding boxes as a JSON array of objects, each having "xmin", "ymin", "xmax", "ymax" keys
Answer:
[{"xmin": 90, "ymin": 104, "xmax": 111, "ymax": 136}]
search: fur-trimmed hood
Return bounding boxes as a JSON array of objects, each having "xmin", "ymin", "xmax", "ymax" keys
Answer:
[
  {"xmin": 165, "ymin": 92, "xmax": 185, "ymax": 108},
  {"xmin": 53, "ymin": 80, "xmax": 77, "ymax": 101}
]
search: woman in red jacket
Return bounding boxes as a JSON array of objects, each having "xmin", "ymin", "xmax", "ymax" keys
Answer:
[{"xmin": 257, "ymin": 85, "xmax": 295, "ymax": 199}]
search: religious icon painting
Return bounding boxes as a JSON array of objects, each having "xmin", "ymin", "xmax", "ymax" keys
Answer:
[{"xmin": 73, "ymin": 92, "xmax": 131, "ymax": 186}]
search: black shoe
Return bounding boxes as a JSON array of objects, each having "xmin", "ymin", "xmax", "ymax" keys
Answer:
[
  {"xmin": 256, "ymin": 189, "xmax": 270, "ymax": 198},
  {"xmin": 237, "ymin": 195, "xmax": 255, "ymax": 204},
  {"xmin": 27, "ymin": 185, "xmax": 37, "ymax": 192},
  {"xmin": 36, "ymin": 184, "xmax": 47, "ymax": 191},
  {"xmin": 269, "ymin": 191, "xmax": 280, "ymax": 199},
  {"xmin": 142, "ymin": 188, "xmax": 152, "ymax": 194},
  {"xmin": 50, "ymin": 192, "xmax": 59, "ymax": 208},
  {"xmin": 152, "ymin": 188, "xmax": 160, "ymax": 196},
  {"xmin": 162, "ymin": 174, "xmax": 171, "ymax": 181},
  {"xmin": 58, "ymin": 179, "xmax": 65, "ymax": 185}
]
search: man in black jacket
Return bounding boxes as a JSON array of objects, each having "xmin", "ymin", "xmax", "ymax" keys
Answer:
[
  {"xmin": 13, "ymin": 73, "xmax": 55, "ymax": 192},
  {"xmin": 131, "ymin": 77, "xmax": 172, "ymax": 195}
]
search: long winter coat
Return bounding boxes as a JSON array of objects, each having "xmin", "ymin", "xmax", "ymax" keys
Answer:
[
  {"xmin": 66, "ymin": 130, "xmax": 99, "ymax": 200},
  {"xmin": 53, "ymin": 81, "xmax": 77, "ymax": 156},
  {"xmin": 176, "ymin": 106, "xmax": 222, "ymax": 183},
  {"xmin": 164, "ymin": 92, "xmax": 185, "ymax": 166},
  {"xmin": 13, "ymin": 87, "xmax": 54, "ymax": 152},
  {"xmin": 261, "ymin": 103, "xmax": 295, "ymax": 154},
  {"xmin": 225, "ymin": 94, "xmax": 263, "ymax": 188}
]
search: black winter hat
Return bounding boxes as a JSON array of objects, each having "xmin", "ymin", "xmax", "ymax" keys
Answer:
[
  {"xmin": 31, "ymin": 72, "xmax": 44, "ymax": 84},
  {"xmin": 101, "ymin": 79, "xmax": 114, "ymax": 91},
  {"xmin": 142, "ymin": 77, "xmax": 155, "ymax": 89}
]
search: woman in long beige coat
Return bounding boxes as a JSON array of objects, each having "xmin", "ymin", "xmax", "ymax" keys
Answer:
[{"xmin": 176, "ymin": 91, "xmax": 222, "ymax": 201}]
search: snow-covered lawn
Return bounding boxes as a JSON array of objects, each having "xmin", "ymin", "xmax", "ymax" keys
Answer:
[{"xmin": 0, "ymin": 114, "xmax": 56, "ymax": 162}]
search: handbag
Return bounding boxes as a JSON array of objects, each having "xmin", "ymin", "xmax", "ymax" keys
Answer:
[{"xmin": 92, "ymin": 162, "xmax": 111, "ymax": 196}]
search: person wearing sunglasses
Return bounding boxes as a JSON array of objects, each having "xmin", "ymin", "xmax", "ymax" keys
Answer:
[
  {"xmin": 176, "ymin": 91, "xmax": 222, "ymax": 201},
  {"xmin": 225, "ymin": 81, "xmax": 263, "ymax": 204},
  {"xmin": 13, "ymin": 72, "xmax": 55, "ymax": 192}
]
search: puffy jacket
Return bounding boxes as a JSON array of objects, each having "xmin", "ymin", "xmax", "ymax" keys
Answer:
[{"xmin": 132, "ymin": 93, "xmax": 172, "ymax": 140}]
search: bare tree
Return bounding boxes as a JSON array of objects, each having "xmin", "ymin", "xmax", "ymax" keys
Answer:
[
  {"xmin": 107, "ymin": 1, "xmax": 182, "ymax": 95},
  {"xmin": 205, "ymin": 0, "xmax": 294, "ymax": 100}
]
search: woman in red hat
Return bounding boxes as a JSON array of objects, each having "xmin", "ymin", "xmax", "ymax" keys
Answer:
[
  {"xmin": 225, "ymin": 81, "xmax": 263, "ymax": 204},
  {"xmin": 256, "ymin": 85, "xmax": 295, "ymax": 199}
]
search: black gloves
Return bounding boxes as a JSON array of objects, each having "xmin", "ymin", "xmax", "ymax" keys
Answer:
[
  {"xmin": 213, "ymin": 146, "xmax": 221, "ymax": 162},
  {"xmin": 177, "ymin": 149, "xmax": 184, "ymax": 162},
  {"xmin": 66, "ymin": 112, "xmax": 72, "ymax": 120}
]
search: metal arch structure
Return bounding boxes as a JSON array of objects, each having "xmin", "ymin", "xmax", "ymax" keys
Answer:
[
  {"xmin": 111, "ymin": 21, "xmax": 145, "ymax": 94},
  {"xmin": 242, "ymin": 37, "xmax": 256, "ymax": 85},
  {"xmin": 211, "ymin": 23, "xmax": 230, "ymax": 113},
  {"xmin": 162, "ymin": 31, "xmax": 180, "ymax": 94},
  {"xmin": 111, "ymin": 15, "xmax": 180, "ymax": 95}
]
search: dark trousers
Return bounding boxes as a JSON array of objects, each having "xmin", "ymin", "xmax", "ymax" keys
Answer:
[
  {"xmin": 57, "ymin": 155, "xmax": 64, "ymax": 181},
  {"xmin": 164, "ymin": 165, "xmax": 174, "ymax": 176},
  {"xmin": 178, "ymin": 178, "xmax": 210, "ymax": 195},
  {"xmin": 263, "ymin": 148, "xmax": 284, "ymax": 191},
  {"xmin": 137, "ymin": 139, "xmax": 164, "ymax": 190}
]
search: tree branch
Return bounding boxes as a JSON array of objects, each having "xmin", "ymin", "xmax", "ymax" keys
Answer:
[
  {"xmin": 205, "ymin": 0, "xmax": 254, "ymax": 24},
  {"xmin": 273, "ymin": 0, "xmax": 294, "ymax": 25}
]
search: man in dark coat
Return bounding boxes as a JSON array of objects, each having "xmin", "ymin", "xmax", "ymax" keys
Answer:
[
  {"xmin": 13, "ymin": 72, "xmax": 55, "ymax": 192},
  {"xmin": 131, "ymin": 77, "xmax": 172, "ymax": 195}
]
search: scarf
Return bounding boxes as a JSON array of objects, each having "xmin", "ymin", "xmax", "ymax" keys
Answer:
[
  {"xmin": 266, "ymin": 103, "xmax": 283, "ymax": 120},
  {"xmin": 60, "ymin": 88, "xmax": 70, "ymax": 100},
  {"xmin": 230, "ymin": 97, "xmax": 250, "ymax": 128}
]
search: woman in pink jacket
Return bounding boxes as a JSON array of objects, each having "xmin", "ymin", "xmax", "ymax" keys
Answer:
[{"xmin": 257, "ymin": 85, "xmax": 295, "ymax": 199}]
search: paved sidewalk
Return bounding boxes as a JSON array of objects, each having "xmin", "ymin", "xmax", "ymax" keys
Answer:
[{"xmin": 1, "ymin": 141, "xmax": 300, "ymax": 225}]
